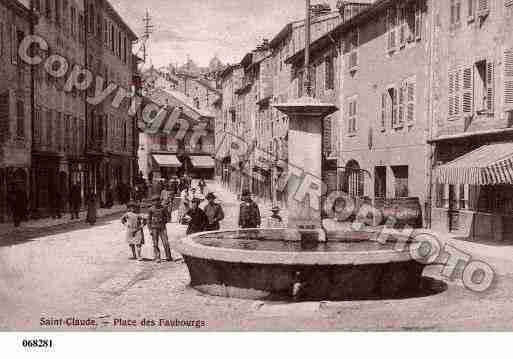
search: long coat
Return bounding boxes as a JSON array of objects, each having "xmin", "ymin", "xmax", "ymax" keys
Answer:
[
  {"xmin": 183, "ymin": 208, "xmax": 208, "ymax": 235},
  {"xmin": 86, "ymin": 195, "xmax": 97, "ymax": 225},
  {"xmin": 239, "ymin": 201, "xmax": 261, "ymax": 229}
]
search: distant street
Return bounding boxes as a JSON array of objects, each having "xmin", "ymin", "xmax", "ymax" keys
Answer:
[{"xmin": 1, "ymin": 180, "xmax": 513, "ymax": 331}]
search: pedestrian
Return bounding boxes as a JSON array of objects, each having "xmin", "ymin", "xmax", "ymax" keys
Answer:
[
  {"xmin": 181, "ymin": 198, "xmax": 209, "ymax": 235},
  {"xmin": 50, "ymin": 188, "xmax": 63, "ymax": 219},
  {"xmin": 169, "ymin": 176, "xmax": 179, "ymax": 197},
  {"xmin": 105, "ymin": 185, "xmax": 114, "ymax": 209},
  {"xmin": 267, "ymin": 206, "xmax": 284, "ymax": 228},
  {"xmin": 204, "ymin": 192, "xmax": 225, "ymax": 231},
  {"xmin": 121, "ymin": 201, "xmax": 146, "ymax": 261},
  {"xmin": 8, "ymin": 183, "xmax": 27, "ymax": 228},
  {"xmin": 238, "ymin": 191, "xmax": 261, "ymax": 229},
  {"xmin": 86, "ymin": 191, "xmax": 97, "ymax": 226},
  {"xmin": 198, "ymin": 178, "xmax": 207, "ymax": 195},
  {"xmin": 177, "ymin": 187, "xmax": 190, "ymax": 223},
  {"xmin": 148, "ymin": 195, "xmax": 173, "ymax": 263},
  {"xmin": 69, "ymin": 183, "xmax": 81, "ymax": 220}
]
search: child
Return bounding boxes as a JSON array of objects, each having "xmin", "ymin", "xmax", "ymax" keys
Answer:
[
  {"xmin": 267, "ymin": 206, "xmax": 284, "ymax": 228},
  {"xmin": 121, "ymin": 201, "xmax": 146, "ymax": 261}
]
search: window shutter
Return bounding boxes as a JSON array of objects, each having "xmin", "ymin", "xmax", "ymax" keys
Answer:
[
  {"xmin": 381, "ymin": 93, "xmax": 387, "ymax": 130},
  {"xmin": 11, "ymin": 25, "xmax": 17, "ymax": 65},
  {"xmin": 462, "ymin": 66, "xmax": 473, "ymax": 114},
  {"xmin": 391, "ymin": 88, "xmax": 398, "ymax": 128},
  {"xmin": 449, "ymin": 72, "xmax": 455, "ymax": 117},
  {"xmin": 506, "ymin": 0, "xmax": 513, "ymax": 7},
  {"xmin": 505, "ymin": 49, "xmax": 513, "ymax": 110},
  {"xmin": 399, "ymin": 7, "xmax": 407, "ymax": 47},
  {"xmin": 0, "ymin": 91, "xmax": 10, "ymax": 142},
  {"xmin": 398, "ymin": 83, "xmax": 405, "ymax": 126},
  {"xmin": 407, "ymin": 80, "xmax": 416, "ymax": 124},
  {"xmin": 454, "ymin": 70, "xmax": 461, "ymax": 115},
  {"xmin": 486, "ymin": 61, "xmax": 494, "ymax": 113},
  {"xmin": 478, "ymin": 0, "xmax": 490, "ymax": 14},
  {"xmin": 415, "ymin": 4, "xmax": 422, "ymax": 40},
  {"xmin": 468, "ymin": 0, "xmax": 475, "ymax": 19}
]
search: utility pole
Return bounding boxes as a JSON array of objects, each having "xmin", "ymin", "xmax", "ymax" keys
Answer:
[
  {"xmin": 304, "ymin": 0, "xmax": 312, "ymax": 97},
  {"xmin": 142, "ymin": 10, "xmax": 154, "ymax": 64}
]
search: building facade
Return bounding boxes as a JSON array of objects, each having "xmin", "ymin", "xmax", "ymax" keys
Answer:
[
  {"xmin": 430, "ymin": 0, "xmax": 513, "ymax": 240},
  {"xmin": 0, "ymin": 0, "xmax": 32, "ymax": 222},
  {"xmin": 138, "ymin": 88, "xmax": 216, "ymax": 182}
]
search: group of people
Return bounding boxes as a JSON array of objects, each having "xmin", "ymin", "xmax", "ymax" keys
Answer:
[{"xmin": 238, "ymin": 190, "xmax": 284, "ymax": 229}]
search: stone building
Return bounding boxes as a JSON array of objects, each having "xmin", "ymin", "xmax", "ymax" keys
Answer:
[
  {"xmin": 83, "ymin": 0, "xmax": 138, "ymax": 204},
  {"xmin": 138, "ymin": 88, "xmax": 216, "ymax": 181},
  {"xmin": 430, "ymin": 0, "xmax": 513, "ymax": 240},
  {"xmin": 30, "ymin": 0, "xmax": 87, "ymax": 216},
  {"xmin": 0, "ymin": 0, "xmax": 33, "ymax": 222}
]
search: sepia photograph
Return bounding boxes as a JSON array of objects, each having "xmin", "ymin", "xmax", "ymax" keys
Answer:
[{"xmin": 1, "ymin": 0, "xmax": 513, "ymax": 346}]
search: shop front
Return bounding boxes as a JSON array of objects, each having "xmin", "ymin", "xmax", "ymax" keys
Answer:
[
  {"xmin": 190, "ymin": 155, "xmax": 216, "ymax": 179},
  {"xmin": 433, "ymin": 142, "xmax": 513, "ymax": 241}
]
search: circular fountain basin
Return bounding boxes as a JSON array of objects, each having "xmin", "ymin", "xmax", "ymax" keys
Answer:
[{"xmin": 176, "ymin": 229, "xmax": 427, "ymax": 301}]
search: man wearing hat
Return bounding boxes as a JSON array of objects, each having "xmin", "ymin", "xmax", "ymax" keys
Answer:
[
  {"xmin": 148, "ymin": 195, "xmax": 173, "ymax": 262},
  {"xmin": 238, "ymin": 191, "xmax": 261, "ymax": 229},
  {"xmin": 204, "ymin": 192, "xmax": 225, "ymax": 232},
  {"xmin": 182, "ymin": 197, "xmax": 208, "ymax": 235}
]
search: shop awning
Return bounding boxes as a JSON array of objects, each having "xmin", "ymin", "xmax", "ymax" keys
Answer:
[
  {"xmin": 435, "ymin": 143, "xmax": 513, "ymax": 185},
  {"xmin": 191, "ymin": 156, "xmax": 215, "ymax": 169},
  {"xmin": 153, "ymin": 154, "xmax": 181, "ymax": 168}
]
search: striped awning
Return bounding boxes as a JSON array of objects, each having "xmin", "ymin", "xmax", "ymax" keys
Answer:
[
  {"xmin": 191, "ymin": 156, "xmax": 215, "ymax": 169},
  {"xmin": 435, "ymin": 143, "xmax": 513, "ymax": 185},
  {"xmin": 153, "ymin": 155, "xmax": 181, "ymax": 168}
]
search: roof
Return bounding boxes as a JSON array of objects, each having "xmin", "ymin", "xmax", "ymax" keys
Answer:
[
  {"xmin": 270, "ymin": 23, "xmax": 293, "ymax": 48},
  {"xmin": 102, "ymin": 0, "xmax": 138, "ymax": 40},
  {"xmin": 240, "ymin": 53, "xmax": 253, "ymax": 68},
  {"xmin": 285, "ymin": 0, "xmax": 388, "ymax": 64},
  {"xmin": 146, "ymin": 88, "xmax": 214, "ymax": 120},
  {"xmin": 2, "ymin": 0, "xmax": 33, "ymax": 18}
]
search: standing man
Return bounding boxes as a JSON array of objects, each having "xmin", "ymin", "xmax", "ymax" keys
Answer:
[
  {"xmin": 148, "ymin": 195, "xmax": 173, "ymax": 263},
  {"xmin": 204, "ymin": 193, "xmax": 225, "ymax": 232},
  {"xmin": 238, "ymin": 191, "xmax": 261, "ymax": 229},
  {"xmin": 69, "ymin": 183, "xmax": 82, "ymax": 220},
  {"xmin": 8, "ymin": 183, "xmax": 27, "ymax": 228},
  {"xmin": 198, "ymin": 178, "xmax": 207, "ymax": 195},
  {"xmin": 182, "ymin": 198, "xmax": 208, "ymax": 235}
]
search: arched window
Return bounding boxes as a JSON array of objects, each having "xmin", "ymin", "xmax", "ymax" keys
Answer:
[{"xmin": 344, "ymin": 160, "xmax": 364, "ymax": 198}]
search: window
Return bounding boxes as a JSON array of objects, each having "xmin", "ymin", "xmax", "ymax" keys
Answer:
[
  {"xmin": 325, "ymin": 53, "xmax": 335, "ymax": 90},
  {"xmin": 478, "ymin": 0, "xmax": 490, "ymax": 16},
  {"xmin": 389, "ymin": 87, "xmax": 399, "ymax": 128},
  {"xmin": 448, "ymin": 68, "xmax": 461, "ymax": 118},
  {"xmin": 34, "ymin": 106, "xmax": 42, "ymax": 145},
  {"xmin": 392, "ymin": 166, "xmax": 409, "ymax": 198},
  {"xmin": 450, "ymin": 0, "xmax": 462, "ymax": 25},
  {"xmin": 55, "ymin": 0, "xmax": 60, "ymax": 25},
  {"xmin": 103, "ymin": 19, "xmax": 108, "ymax": 46},
  {"xmin": 323, "ymin": 116, "xmax": 332, "ymax": 154},
  {"xmin": 16, "ymin": 100, "xmax": 24, "ymax": 138},
  {"xmin": 111, "ymin": 25, "xmax": 115, "ymax": 52},
  {"xmin": 386, "ymin": 6, "xmax": 397, "ymax": 52},
  {"xmin": 475, "ymin": 60, "xmax": 494, "ymax": 114},
  {"xmin": 78, "ymin": 14, "xmax": 84, "ymax": 43},
  {"xmin": 348, "ymin": 98, "xmax": 357, "ymax": 134},
  {"xmin": 10, "ymin": 25, "xmax": 17, "ymax": 65},
  {"xmin": 45, "ymin": 0, "xmax": 51, "ymax": 19},
  {"xmin": 297, "ymin": 70, "xmax": 304, "ymax": 97},
  {"xmin": 347, "ymin": 29, "xmax": 358, "ymax": 70},
  {"xmin": 406, "ymin": 78, "xmax": 416, "ymax": 124},
  {"xmin": 375, "ymin": 166, "xmax": 387, "ymax": 199},
  {"xmin": 467, "ymin": 0, "xmax": 475, "ymax": 21},
  {"xmin": 88, "ymin": 4, "xmax": 95, "ymax": 34},
  {"xmin": 97, "ymin": 14, "xmax": 102, "ymax": 38}
]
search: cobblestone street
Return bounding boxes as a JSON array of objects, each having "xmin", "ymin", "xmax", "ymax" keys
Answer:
[{"xmin": 1, "ymin": 181, "xmax": 513, "ymax": 331}]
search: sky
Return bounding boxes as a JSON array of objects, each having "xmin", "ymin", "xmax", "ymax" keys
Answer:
[{"xmin": 109, "ymin": 0, "xmax": 343, "ymax": 68}]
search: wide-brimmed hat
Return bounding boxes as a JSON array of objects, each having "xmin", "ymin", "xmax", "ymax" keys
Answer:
[
  {"xmin": 271, "ymin": 206, "xmax": 281, "ymax": 212},
  {"xmin": 206, "ymin": 192, "xmax": 216, "ymax": 201}
]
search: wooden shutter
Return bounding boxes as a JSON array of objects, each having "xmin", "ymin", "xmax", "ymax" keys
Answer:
[
  {"xmin": 478, "ymin": 0, "xmax": 490, "ymax": 14},
  {"xmin": 486, "ymin": 61, "xmax": 494, "ymax": 113},
  {"xmin": 407, "ymin": 80, "xmax": 416, "ymax": 124},
  {"xmin": 11, "ymin": 24, "xmax": 17, "ymax": 65},
  {"xmin": 454, "ymin": 69, "xmax": 461, "ymax": 115},
  {"xmin": 387, "ymin": 7, "xmax": 396, "ymax": 52},
  {"xmin": 398, "ymin": 82, "xmax": 406, "ymax": 127},
  {"xmin": 449, "ymin": 72, "xmax": 455, "ymax": 117},
  {"xmin": 0, "ymin": 92, "xmax": 10, "ymax": 142},
  {"xmin": 381, "ymin": 93, "xmax": 387, "ymax": 130},
  {"xmin": 391, "ymin": 88, "xmax": 398, "ymax": 128},
  {"xmin": 415, "ymin": 3, "xmax": 422, "ymax": 40},
  {"xmin": 505, "ymin": 50, "xmax": 513, "ymax": 110},
  {"xmin": 462, "ymin": 66, "xmax": 474, "ymax": 114}
]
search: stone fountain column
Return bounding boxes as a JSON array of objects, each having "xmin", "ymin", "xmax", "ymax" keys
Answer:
[{"xmin": 273, "ymin": 96, "xmax": 338, "ymax": 236}]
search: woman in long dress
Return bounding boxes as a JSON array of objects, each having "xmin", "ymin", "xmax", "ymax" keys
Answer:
[{"xmin": 121, "ymin": 202, "xmax": 145, "ymax": 260}]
